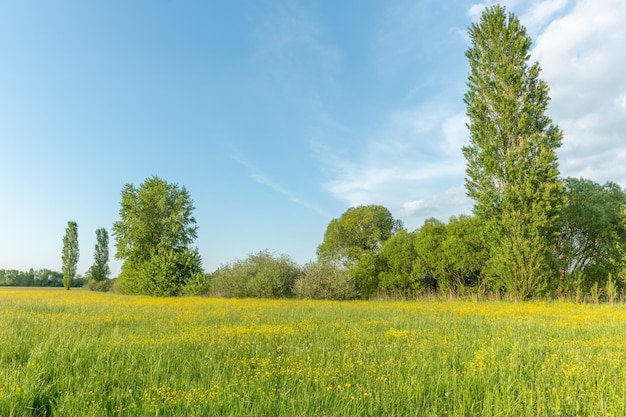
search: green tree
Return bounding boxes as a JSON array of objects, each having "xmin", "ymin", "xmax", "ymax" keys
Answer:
[
  {"xmin": 413, "ymin": 218, "xmax": 447, "ymax": 292},
  {"xmin": 86, "ymin": 228, "xmax": 111, "ymax": 291},
  {"xmin": 349, "ymin": 251, "xmax": 384, "ymax": 298},
  {"xmin": 182, "ymin": 271, "xmax": 213, "ymax": 297},
  {"xmin": 34, "ymin": 269, "xmax": 63, "ymax": 287},
  {"xmin": 556, "ymin": 178, "xmax": 626, "ymax": 293},
  {"xmin": 463, "ymin": 5, "xmax": 563, "ymax": 299},
  {"xmin": 377, "ymin": 230, "xmax": 420, "ymax": 296},
  {"xmin": 120, "ymin": 248, "xmax": 202, "ymax": 296},
  {"xmin": 440, "ymin": 215, "xmax": 488, "ymax": 296},
  {"xmin": 317, "ymin": 205, "xmax": 403, "ymax": 268},
  {"xmin": 62, "ymin": 221, "xmax": 79, "ymax": 290},
  {"xmin": 112, "ymin": 176, "xmax": 201, "ymax": 296}
]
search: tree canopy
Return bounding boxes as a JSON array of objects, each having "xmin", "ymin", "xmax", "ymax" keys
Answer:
[
  {"xmin": 317, "ymin": 205, "xmax": 403, "ymax": 268},
  {"xmin": 556, "ymin": 178, "xmax": 626, "ymax": 289},
  {"xmin": 113, "ymin": 176, "xmax": 201, "ymax": 296}
]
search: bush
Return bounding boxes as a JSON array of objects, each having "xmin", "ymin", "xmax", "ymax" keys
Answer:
[
  {"xmin": 86, "ymin": 279, "xmax": 113, "ymax": 292},
  {"xmin": 349, "ymin": 253, "xmax": 381, "ymax": 298},
  {"xmin": 210, "ymin": 250, "xmax": 302, "ymax": 298},
  {"xmin": 294, "ymin": 262, "xmax": 357, "ymax": 300},
  {"xmin": 182, "ymin": 272, "xmax": 213, "ymax": 296},
  {"xmin": 110, "ymin": 278, "xmax": 123, "ymax": 294},
  {"xmin": 118, "ymin": 248, "xmax": 203, "ymax": 296}
]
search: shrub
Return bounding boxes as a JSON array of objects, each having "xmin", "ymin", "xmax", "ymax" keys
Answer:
[
  {"xmin": 86, "ymin": 279, "xmax": 113, "ymax": 292},
  {"xmin": 182, "ymin": 273, "xmax": 213, "ymax": 296},
  {"xmin": 294, "ymin": 262, "xmax": 357, "ymax": 300},
  {"xmin": 210, "ymin": 250, "xmax": 302, "ymax": 298},
  {"xmin": 110, "ymin": 278, "xmax": 123, "ymax": 294},
  {"xmin": 118, "ymin": 248, "xmax": 202, "ymax": 296}
]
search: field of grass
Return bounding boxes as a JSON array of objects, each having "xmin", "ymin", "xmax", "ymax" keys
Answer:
[{"xmin": 1, "ymin": 288, "xmax": 626, "ymax": 416}]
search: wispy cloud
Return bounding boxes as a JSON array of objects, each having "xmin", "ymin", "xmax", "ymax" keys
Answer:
[
  {"xmin": 317, "ymin": 0, "xmax": 626, "ymax": 233},
  {"xmin": 249, "ymin": 2, "xmax": 341, "ymax": 115},
  {"xmin": 313, "ymin": 98, "xmax": 471, "ymax": 229},
  {"xmin": 374, "ymin": 1, "xmax": 468, "ymax": 97},
  {"xmin": 306, "ymin": 0, "xmax": 478, "ymax": 230},
  {"xmin": 232, "ymin": 155, "xmax": 328, "ymax": 216}
]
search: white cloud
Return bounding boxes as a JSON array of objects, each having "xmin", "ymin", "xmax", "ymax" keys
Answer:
[
  {"xmin": 469, "ymin": 0, "xmax": 571, "ymax": 36},
  {"xmin": 530, "ymin": 0, "xmax": 626, "ymax": 185},
  {"xmin": 520, "ymin": 0, "xmax": 570, "ymax": 36},
  {"xmin": 403, "ymin": 199, "xmax": 437, "ymax": 216},
  {"xmin": 319, "ymin": 0, "xmax": 626, "ymax": 233},
  {"xmin": 402, "ymin": 186, "xmax": 474, "ymax": 226},
  {"xmin": 467, "ymin": 0, "xmax": 522, "ymax": 22},
  {"xmin": 314, "ymin": 97, "xmax": 471, "ymax": 230},
  {"xmin": 469, "ymin": 0, "xmax": 626, "ymax": 186}
]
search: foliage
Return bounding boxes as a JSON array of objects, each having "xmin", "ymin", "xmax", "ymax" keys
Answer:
[
  {"xmin": 556, "ymin": 178, "xmax": 626, "ymax": 293},
  {"xmin": 606, "ymin": 274, "xmax": 618, "ymax": 303},
  {"xmin": 317, "ymin": 205, "xmax": 403, "ymax": 268},
  {"xmin": 487, "ymin": 213, "xmax": 553, "ymax": 299},
  {"xmin": 463, "ymin": 5, "xmax": 563, "ymax": 299},
  {"xmin": 113, "ymin": 176, "xmax": 201, "ymax": 296},
  {"xmin": 182, "ymin": 272, "xmax": 213, "ymax": 297},
  {"xmin": 0, "ymin": 269, "xmax": 65, "ymax": 287},
  {"xmin": 119, "ymin": 248, "xmax": 202, "ymax": 297},
  {"xmin": 376, "ymin": 216, "xmax": 488, "ymax": 298},
  {"xmin": 377, "ymin": 230, "xmax": 421, "ymax": 296},
  {"xmin": 210, "ymin": 251, "xmax": 302, "ymax": 298},
  {"xmin": 589, "ymin": 282, "xmax": 602, "ymax": 304},
  {"xmin": 86, "ymin": 227, "xmax": 111, "ymax": 286},
  {"xmin": 439, "ymin": 215, "xmax": 488, "ymax": 295},
  {"xmin": 349, "ymin": 252, "xmax": 384, "ymax": 298},
  {"xmin": 413, "ymin": 218, "xmax": 447, "ymax": 292},
  {"xmin": 111, "ymin": 277, "xmax": 123, "ymax": 294},
  {"xmin": 86, "ymin": 278, "xmax": 113, "ymax": 292},
  {"xmin": 61, "ymin": 221, "xmax": 79, "ymax": 290},
  {"xmin": 293, "ymin": 261, "xmax": 357, "ymax": 300}
]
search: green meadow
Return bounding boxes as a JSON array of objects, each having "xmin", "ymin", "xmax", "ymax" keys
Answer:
[{"xmin": 1, "ymin": 288, "xmax": 625, "ymax": 416}]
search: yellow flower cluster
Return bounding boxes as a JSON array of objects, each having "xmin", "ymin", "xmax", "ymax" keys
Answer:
[{"xmin": 2, "ymin": 288, "xmax": 626, "ymax": 416}]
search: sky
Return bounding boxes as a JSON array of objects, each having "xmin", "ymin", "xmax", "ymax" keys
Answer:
[{"xmin": 1, "ymin": 0, "xmax": 625, "ymax": 277}]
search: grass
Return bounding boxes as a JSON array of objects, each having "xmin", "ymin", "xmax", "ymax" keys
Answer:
[{"xmin": 1, "ymin": 288, "xmax": 626, "ymax": 416}]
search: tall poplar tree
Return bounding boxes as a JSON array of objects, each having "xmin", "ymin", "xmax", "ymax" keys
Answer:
[
  {"xmin": 62, "ymin": 221, "xmax": 79, "ymax": 290},
  {"xmin": 463, "ymin": 5, "xmax": 563, "ymax": 299},
  {"xmin": 88, "ymin": 227, "xmax": 110, "ymax": 284}
]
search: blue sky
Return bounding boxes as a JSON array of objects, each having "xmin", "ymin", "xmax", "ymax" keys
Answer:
[{"xmin": 1, "ymin": 0, "xmax": 625, "ymax": 276}]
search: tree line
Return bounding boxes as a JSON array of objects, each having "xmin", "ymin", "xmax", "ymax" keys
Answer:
[
  {"xmin": 0, "ymin": 269, "xmax": 80, "ymax": 287},
  {"xmin": 6, "ymin": 6, "xmax": 625, "ymax": 302}
]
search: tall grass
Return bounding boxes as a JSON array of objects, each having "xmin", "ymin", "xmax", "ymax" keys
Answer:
[{"xmin": 1, "ymin": 288, "xmax": 626, "ymax": 416}]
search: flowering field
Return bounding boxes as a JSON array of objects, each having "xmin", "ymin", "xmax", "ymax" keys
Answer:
[{"xmin": 1, "ymin": 288, "xmax": 626, "ymax": 416}]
